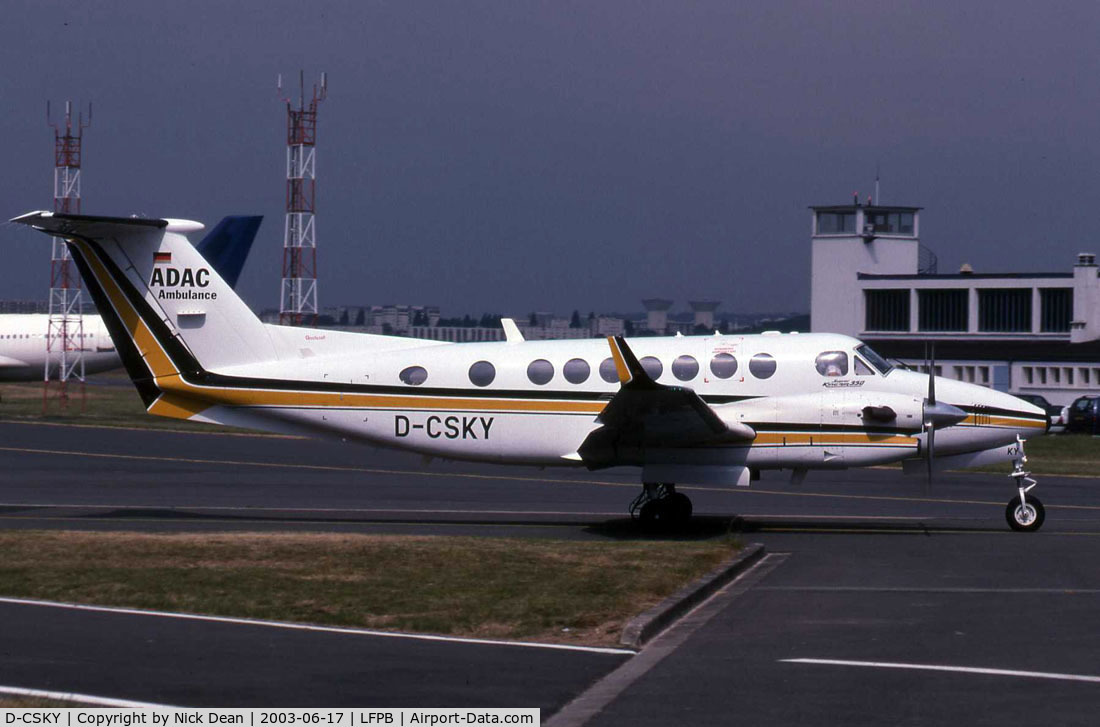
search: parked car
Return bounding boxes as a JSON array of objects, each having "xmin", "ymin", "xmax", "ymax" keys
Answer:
[
  {"xmin": 1065, "ymin": 395, "xmax": 1100, "ymax": 435},
  {"xmin": 1016, "ymin": 394, "xmax": 1065, "ymax": 433}
]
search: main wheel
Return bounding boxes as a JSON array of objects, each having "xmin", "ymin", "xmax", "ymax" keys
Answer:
[
  {"xmin": 1006, "ymin": 494, "xmax": 1045, "ymax": 532},
  {"xmin": 667, "ymin": 492, "xmax": 693, "ymax": 524},
  {"xmin": 638, "ymin": 495, "xmax": 692, "ymax": 530},
  {"xmin": 638, "ymin": 499, "xmax": 666, "ymax": 526}
]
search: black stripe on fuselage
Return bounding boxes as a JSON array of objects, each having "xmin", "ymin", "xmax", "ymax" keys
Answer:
[
  {"xmin": 67, "ymin": 243, "xmax": 161, "ymax": 407},
  {"xmin": 958, "ymin": 404, "xmax": 1048, "ymax": 423},
  {"xmin": 756, "ymin": 423, "xmax": 921, "ymax": 435}
]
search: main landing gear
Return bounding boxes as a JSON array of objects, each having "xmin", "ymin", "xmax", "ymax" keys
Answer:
[
  {"xmin": 1006, "ymin": 436, "xmax": 1044, "ymax": 533},
  {"xmin": 630, "ymin": 482, "xmax": 693, "ymax": 528}
]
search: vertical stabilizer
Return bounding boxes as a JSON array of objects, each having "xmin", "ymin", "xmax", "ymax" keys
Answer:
[{"xmin": 11, "ymin": 212, "xmax": 279, "ymax": 375}]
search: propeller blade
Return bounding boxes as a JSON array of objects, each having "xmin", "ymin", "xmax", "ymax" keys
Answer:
[
  {"xmin": 927, "ymin": 341, "xmax": 936, "ymax": 406},
  {"xmin": 925, "ymin": 425, "xmax": 934, "ymax": 492},
  {"xmin": 923, "ymin": 341, "xmax": 938, "ymax": 492}
]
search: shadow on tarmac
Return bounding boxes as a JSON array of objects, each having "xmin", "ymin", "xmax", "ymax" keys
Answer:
[
  {"xmin": 587, "ymin": 515, "xmax": 1008, "ymax": 539},
  {"xmin": 0, "ymin": 506, "xmax": 1009, "ymax": 538}
]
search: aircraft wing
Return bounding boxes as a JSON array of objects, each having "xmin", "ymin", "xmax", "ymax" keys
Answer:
[
  {"xmin": 0, "ymin": 354, "xmax": 29, "ymax": 368},
  {"xmin": 577, "ymin": 336, "xmax": 755, "ymax": 469}
]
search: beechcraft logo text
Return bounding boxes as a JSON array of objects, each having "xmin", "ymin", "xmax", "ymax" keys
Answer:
[{"xmin": 150, "ymin": 251, "xmax": 218, "ymax": 301}]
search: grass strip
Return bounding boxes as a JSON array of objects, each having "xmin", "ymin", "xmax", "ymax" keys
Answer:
[
  {"xmin": 0, "ymin": 531, "xmax": 738, "ymax": 647},
  {"xmin": 966, "ymin": 433, "xmax": 1100, "ymax": 476}
]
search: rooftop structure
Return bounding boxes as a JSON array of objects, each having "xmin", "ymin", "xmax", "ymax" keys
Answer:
[{"xmin": 642, "ymin": 298, "xmax": 673, "ymax": 333}]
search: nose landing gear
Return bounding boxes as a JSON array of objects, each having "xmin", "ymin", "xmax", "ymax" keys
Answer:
[
  {"xmin": 1006, "ymin": 436, "xmax": 1044, "ymax": 532},
  {"xmin": 630, "ymin": 482, "xmax": 693, "ymax": 528}
]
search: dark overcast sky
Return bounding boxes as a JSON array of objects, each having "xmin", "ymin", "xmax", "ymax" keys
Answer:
[{"xmin": 2, "ymin": 1, "xmax": 1099, "ymax": 317}]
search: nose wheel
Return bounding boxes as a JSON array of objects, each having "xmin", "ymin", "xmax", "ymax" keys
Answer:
[
  {"xmin": 1006, "ymin": 493, "xmax": 1044, "ymax": 532},
  {"xmin": 631, "ymin": 482, "xmax": 693, "ymax": 528},
  {"xmin": 1006, "ymin": 436, "xmax": 1044, "ymax": 532}
]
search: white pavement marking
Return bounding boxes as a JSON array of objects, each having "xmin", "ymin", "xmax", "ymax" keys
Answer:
[
  {"xmin": 0, "ymin": 503, "xmax": 623, "ymax": 517},
  {"xmin": 782, "ymin": 658, "xmax": 1100, "ymax": 684},
  {"xmin": 0, "ymin": 684, "xmax": 176, "ymax": 708},
  {"xmin": 0, "ymin": 596, "xmax": 634, "ymax": 656},
  {"xmin": 763, "ymin": 586, "xmax": 1100, "ymax": 594}
]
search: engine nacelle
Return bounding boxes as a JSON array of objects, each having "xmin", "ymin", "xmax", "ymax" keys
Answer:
[{"xmin": 713, "ymin": 390, "xmax": 924, "ymax": 433}]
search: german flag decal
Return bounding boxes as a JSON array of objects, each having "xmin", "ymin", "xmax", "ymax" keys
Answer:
[{"xmin": 153, "ymin": 251, "xmax": 172, "ymax": 264}]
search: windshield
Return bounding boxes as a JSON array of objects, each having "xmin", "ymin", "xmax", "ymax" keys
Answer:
[{"xmin": 855, "ymin": 343, "xmax": 893, "ymax": 376}]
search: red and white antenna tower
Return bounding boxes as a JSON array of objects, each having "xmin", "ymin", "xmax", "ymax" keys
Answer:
[
  {"xmin": 44, "ymin": 100, "xmax": 91, "ymax": 409},
  {"xmin": 277, "ymin": 71, "xmax": 327, "ymax": 326}
]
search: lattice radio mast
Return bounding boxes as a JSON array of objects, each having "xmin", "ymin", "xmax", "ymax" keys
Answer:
[
  {"xmin": 277, "ymin": 71, "xmax": 327, "ymax": 326},
  {"xmin": 44, "ymin": 100, "xmax": 91, "ymax": 410}
]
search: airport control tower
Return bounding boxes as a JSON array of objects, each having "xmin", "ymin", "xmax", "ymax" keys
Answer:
[{"xmin": 809, "ymin": 202, "xmax": 922, "ymax": 334}]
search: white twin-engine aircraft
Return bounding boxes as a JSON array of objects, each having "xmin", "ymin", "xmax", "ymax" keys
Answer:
[{"xmin": 12, "ymin": 211, "xmax": 1051, "ymax": 531}]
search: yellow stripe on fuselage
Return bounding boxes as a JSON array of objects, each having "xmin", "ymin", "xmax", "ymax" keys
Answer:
[
  {"xmin": 753, "ymin": 432, "xmax": 918, "ymax": 447},
  {"xmin": 962, "ymin": 414, "xmax": 1047, "ymax": 430}
]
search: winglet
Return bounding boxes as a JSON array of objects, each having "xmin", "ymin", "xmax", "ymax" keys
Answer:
[
  {"xmin": 501, "ymin": 317, "xmax": 525, "ymax": 344},
  {"xmin": 607, "ymin": 336, "xmax": 657, "ymax": 388}
]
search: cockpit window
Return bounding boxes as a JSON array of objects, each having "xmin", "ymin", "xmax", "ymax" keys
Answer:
[
  {"xmin": 853, "ymin": 357, "xmax": 875, "ymax": 376},
  {"xmin": 856, "ymin": 344, "xmax": 893, "ymax": 375},
  {"xmin": 815, "ymin": 351, "xmax": 848, "ymax": 377}
]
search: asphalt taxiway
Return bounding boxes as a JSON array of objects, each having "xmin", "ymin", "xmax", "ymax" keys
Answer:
[{"xmin": 1, "ymin": 420, "xmax": 1099, "ymax": 722}]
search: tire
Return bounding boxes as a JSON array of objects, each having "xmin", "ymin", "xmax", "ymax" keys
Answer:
[
  {"xmin": 667, "ymin": 492, "xmax": 693, "ymax": 524},
  {"xmin": 639, "ymin": 496, "xmax": 692, "ymax": 531},
  {"xmin": 1006, "ymin": 494, "xmax": 1045, "ymax": 532},
  {"xmin": 638, "ymin": 500, "xmax": 663, "ymax": 526}
]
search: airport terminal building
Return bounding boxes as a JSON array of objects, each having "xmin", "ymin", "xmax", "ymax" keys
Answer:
[{"xmin": 810, "ymin": 202, "xmax": 1100, "ymax": 405}]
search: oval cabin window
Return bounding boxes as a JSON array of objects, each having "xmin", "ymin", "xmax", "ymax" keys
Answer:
[
  {"xmin": 527, "ymin": 359, "xmax": 554, "ymax": 385},
  {"xmin": 749, "ymin": 353, "xmax": 777, "ymax": 379},
  {"xmin": 563, "ymin": 358, "xmax": 590, "ymax": 384},
  {"xmin": 399, "ymin": 366, "xmax": 428, "ymax": 386},
  {"xmin": 710, "ymin": 352, "xmax": 738, "ymax": 379},
  {"xmin": 672, "ymin": 355, "xmax": 699, "ymax": 381},
  {"xmin": 599, "ymin": 357, "xmax": 619, "ymax": 383},
  {"xmin": 815, "ymin": 351, "xmax": 849, "ymax": 377},
  {"xmin": 640, "ymin": 356, "xmax": 663, "ymax": 380},
  {"xmin": 468, "ymin": 361, "xmax": 496, "ymax": 387}
]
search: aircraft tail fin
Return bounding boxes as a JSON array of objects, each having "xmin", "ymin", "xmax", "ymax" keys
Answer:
[
  {"xmin": 195, "ymin": 215, "xmax": 262, "ymax": 289},
  {"xmin": 10, "ymin": 211, "xmax": 280, "ymax": 407}
]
